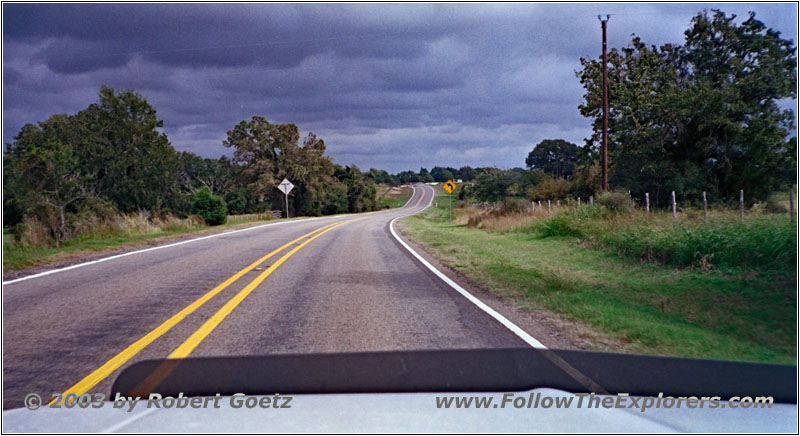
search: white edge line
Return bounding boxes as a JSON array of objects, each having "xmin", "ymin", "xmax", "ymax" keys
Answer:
[
  {"xmin": 2, "ymin": 215, "xmax": 336, "ymax": 286},
  {"xmin": 399, "ymin": 184, "xmax": 417, "ymax": 208},
  {"xmin": 390, "ymin": 185, "xmax": 547, "ymax": 350}
]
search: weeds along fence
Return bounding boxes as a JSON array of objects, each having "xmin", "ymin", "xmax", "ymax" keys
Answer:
[
  {"xmin": 524, "ymin": 188, "xmax": 796, "ymax": 221},
  {"xmin": 461, "ymin": 188, "xmax": 796, "ymax": 272}
]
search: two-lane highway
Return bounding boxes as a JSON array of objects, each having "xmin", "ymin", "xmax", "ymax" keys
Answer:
[{"xmin": 2, "ymin": 185, "xmax": 528, "ymax": 409}]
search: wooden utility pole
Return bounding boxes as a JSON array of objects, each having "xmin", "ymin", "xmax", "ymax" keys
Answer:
[{"xmin": 599, "ymin": 15, "xmax": 610, "ymax": 191}]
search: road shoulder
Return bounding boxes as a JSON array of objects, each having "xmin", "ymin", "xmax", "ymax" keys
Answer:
[{"xmin": 392, "ymin": 219, "xmax": 619, "ymax": 352}]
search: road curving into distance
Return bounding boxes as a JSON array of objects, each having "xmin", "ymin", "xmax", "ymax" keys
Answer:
[{"xmin": 2, "ymin": 184, "xmax": 534, "ymax": 409}]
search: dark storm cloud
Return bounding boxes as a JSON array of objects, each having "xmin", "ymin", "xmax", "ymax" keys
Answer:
[{"xmin": 3, "ymin": 3, "xmax": 797, "ymax": 172}]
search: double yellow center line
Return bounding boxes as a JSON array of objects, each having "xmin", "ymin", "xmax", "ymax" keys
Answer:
[{"xmin": 57, "ymin": 217, "xmax": 361, "ymax": 400}]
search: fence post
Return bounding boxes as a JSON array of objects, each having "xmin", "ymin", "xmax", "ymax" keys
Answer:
[
  {"xmin": 739, "ymin": 189, "xmax": 744, "ymax": 223},
  {"xmin": 532, "ymin": 201, "xmax": 535, "ymax": 212},
  {"xmin": 589, "ymin": 195, "xmax": 594, "ymax": 205},
  {"xmin": 702, "ymin": 191, "xmax": 707, "ymax": 221},
  {"xmin": 790, "ymin": 188, "xmax": 795, "ymax": 217},
  {"xmin": 671, "ymin": 191, "xmax": 676, "ymax": 218},
  {"xmin": 548, "ymin": 199, "xmax": 551, "ymax": 214},
  {"xmin": 538, "ymin": 200, "xmax": 542, "ymax": 211},
  {"xmin": 557, "ymin": 199, "xmax": 560, "ymax": 208},
  {"xmin": 577, "ymin": 197, "xmax": 581, "ymax": 206},
  {"xmin": 645, "ymin": 193, "xmax": 649, "ymax": 213}
]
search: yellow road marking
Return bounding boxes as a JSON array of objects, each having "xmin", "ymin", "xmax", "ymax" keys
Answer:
[
  {"xmin": 168, "ymin": 218, "xmax": 361, "ymax": 358},
  {"xmin": 55, "ymin": 220, "xmax": 343, "ymax": 401}
]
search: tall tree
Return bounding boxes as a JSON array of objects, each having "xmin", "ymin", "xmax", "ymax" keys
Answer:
[
  {"xmin": 431, "ymin": 166, "xmax": 455, "ymax": 182},
  {"xmin": 4, "ymin": 120, "xmax": 97, "ymax": 242},
  {"xmin": 4, "ymin": 86, "xmax": 182, "ymax": 240},
  {"xmin": 577, "ymin": 10, "xmax": 796, "ymax": 205},
  {"xmin": 222, "ymin": 116, "xmax": 375, "ymax": 216},
  {"xmin": 76, "ymin": 86, "xmax": 180, "ymax": 213},
  {"xmin": 525, "ymin": 139, "xmax": 580, "ymax": 179}
]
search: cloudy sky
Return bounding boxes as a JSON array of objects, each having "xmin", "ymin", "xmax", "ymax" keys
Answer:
[{"xmin": 3, "ymin": 3, "xmax": 797, "ymax": 173}]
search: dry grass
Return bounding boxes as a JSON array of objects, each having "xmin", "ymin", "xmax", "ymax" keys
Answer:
[
  {"xmin": 459, "ymin": 203, "xmax": 573, "ymax": 233},
  {"xmin": 377, "ymin": 185, "xmax": 413, "ymax": 209},
  {"xmin": 4, "ymin": 212, "xmax": 272, "ymax": 272},
  {"xmin": 12, "ymin": 211, "xmax": 207, "ymax": 248}
]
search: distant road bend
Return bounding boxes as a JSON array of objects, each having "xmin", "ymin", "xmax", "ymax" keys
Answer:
[{"xmin": 2, "ymin": 184, "xmax": 536, "ymax": 409}]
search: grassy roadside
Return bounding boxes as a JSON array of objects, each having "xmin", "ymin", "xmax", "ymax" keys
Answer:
[
  {"xmin": 398, "ymin": 194, "xmax": 796, "ymax": 364},
  {"xmin": 377, "ymin": 185, "xmax": 413, "ymax": 209},
  {"xmin": 3, "ymin": 187, "xmax": 416, "ymax": 275},
  {"xmin": 2, "ymin": 214, "xmax": 274, "ymax": 274}
]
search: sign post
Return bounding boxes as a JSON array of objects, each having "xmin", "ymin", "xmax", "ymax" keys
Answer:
[
  {"xmin": 277, "ymin": 178, "xmax": 294, "ymax": 219},
  {"xmin": 442, "ymin": 180, "xmax": 457, "ymax": 223}
]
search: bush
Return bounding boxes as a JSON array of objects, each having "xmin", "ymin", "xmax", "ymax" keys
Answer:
[
  {"xmin": 499, "ymin": 197, "xmax": 529, "ymax": 215},
  {"xmin": 528, "ymin": 176, "xmax": 573, "ymax": 201},
  {"xmin": 597, "ymin": 190, "xmax": 632, "ymax": 212},
  {"xmin": 191, "ymin": 187, "xmax": 227, "ymax": 225}
]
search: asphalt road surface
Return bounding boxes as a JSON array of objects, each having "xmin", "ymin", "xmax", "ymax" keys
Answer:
[{"xmin": 2, "ymin": 184, "xmax": 530, "ymax": 409}]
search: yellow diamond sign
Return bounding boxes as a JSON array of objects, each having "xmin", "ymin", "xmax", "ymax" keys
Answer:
[{"xmin": 442, "ymin": 180, "xmax": 456, "ymax": 194}]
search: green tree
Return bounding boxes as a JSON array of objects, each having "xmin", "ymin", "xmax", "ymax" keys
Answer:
[
  {"xmin": 368, "ymin": 168, "xmax": 397, "ymax": 185},
  {"xmin": 431, "ymin": 166, "xmax": 455, "ymax": 182},
  {"xmin": 418, "ymin": 167, "xmax": 435, "ymax": 183},
  {"xmin": 224, "ymin": 188, "xmax": 251, "ymax": 215},
  {"xmin": 222, "ymin": 117, "xmax": 373, "ymax": 216},
  {"xmin": 525, "ymin": 139, "xmax": 580, "ymax": 179},
  {"xmin": 577, "ymin": 10, "xmax": 796, "ymax": 206},
  {"xmin": 470, "ymin": 169, "xmax": 524, "ymax": 202},
  {"xmin": 4, "ymin": 86, "xmax": 184, "ymax": 243},
  {"xmin": 397, "ymin": 170, "xmax": 420, "ymax": 184},
  {"xmin": 335, "ymin": 164, "xmax": 377, "ymax": 213},
  {"xmin": 457, "ymin": 166, "xmax": 477, "ymax": 181},
  {"xmin": 76, "ymin": 86, "xmax": 181, "ymax": 213},
  {"xmin": 3, "ymin": 120, "xmax": 98, "ymax": 242}
]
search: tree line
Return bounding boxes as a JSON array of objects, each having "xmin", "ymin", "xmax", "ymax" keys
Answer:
[
  {"xmin": 3, "ymin": 87, "xmax": 377, "ymax": 244},
  {"xmin": 367, "ymin": 166, "xmax": 485, "ymax": 185}
]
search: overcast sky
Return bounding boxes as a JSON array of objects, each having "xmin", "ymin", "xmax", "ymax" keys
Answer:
[{"xmin": 3, "ymin": 3, "xmax": 797, "ymax": 173}]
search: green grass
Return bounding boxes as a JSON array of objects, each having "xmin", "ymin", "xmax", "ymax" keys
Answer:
[
  {"xmin": 3, "ymin": 214, "xmax": 272, "ymax": 273},
  {"xmin": 527, "ymin": 206, "xmax": 796, "ymax": 271},
  {"xmin": 399, "ymin": 197, "xmax": 796, "ymax": 364}
]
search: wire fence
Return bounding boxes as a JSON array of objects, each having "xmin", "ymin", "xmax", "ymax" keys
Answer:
[{"xmin": 525, "ymin": 188, "xmax": 796, "ymax": 222}]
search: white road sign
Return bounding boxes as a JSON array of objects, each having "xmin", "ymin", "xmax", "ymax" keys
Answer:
[{"xmin": 278, "ymin": 178, "xmax": 294, "ymax": 195}]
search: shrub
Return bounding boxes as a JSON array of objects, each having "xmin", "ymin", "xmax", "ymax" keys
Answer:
[
  {"xmin": 499, "ymin": 197, "xmax": 529, "ymax": 215},
  {"xmin": 597, "ymin": 190, "xmax": 632, "ymax": 212},
  {"xmin": 191, "ymin": 187, "xmax": 227, "ymax": 225},
  {"xmin": 528, "ymin": 176, "xmax": 573, "ymax": 201}
]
